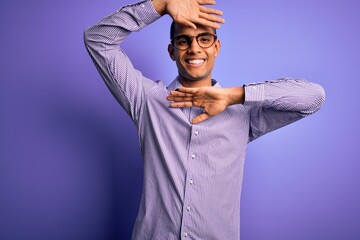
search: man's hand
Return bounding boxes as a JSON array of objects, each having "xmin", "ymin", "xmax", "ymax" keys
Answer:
[
  {"xmin": 167, "ymin": 86, "xmax": 245, "ymax": 124},
  {"xmin": 152, "ymin": 0, "xmax": 225, "ymax": 29}
]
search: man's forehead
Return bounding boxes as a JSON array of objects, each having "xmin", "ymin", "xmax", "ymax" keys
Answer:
[{"xmin": 174, "ymin": 23, "xmax": 213, "ymax": 34}]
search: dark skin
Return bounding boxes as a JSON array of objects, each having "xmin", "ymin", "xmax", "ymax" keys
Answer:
[
  {"xmin": 152, "ymin": 0, "xmax": 245, "ymax": 124},
  {"xmin": 168, "ymin": 23, "xmax": 221, "ymax": 88},
  {"xmin": 167, "ymin": 87, "xmax": 245, "ymax": 124},
  {"xmin": 151, "ymin": 0, "xmax": 225, "ymax": 29}
]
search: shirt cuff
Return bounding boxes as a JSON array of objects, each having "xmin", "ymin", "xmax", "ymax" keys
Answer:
[
  {"xmin": 129, "ymin": 0, "xmax": 161, "ymax": 25},
  {"xmin": 243, "ymin": 83, "xmax": 265, "ymax": 106}
]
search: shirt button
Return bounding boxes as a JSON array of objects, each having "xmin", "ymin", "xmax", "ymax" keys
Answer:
[
  {"xmin": 191, "ymin": 154, "xmax": 196, "ymax": 159},
  {"xmin": 195, "ymin": 130, "xmax": 199, "ymax": 136},
  {"xmin": 184, "ymin": 232, "xmax": 188, "ymax": 237},
  {"xmin": 186, "ymin": 206, "xmax": 191, "ymax": 211},
  {"xmin": 189, "ymin": 179, "xmax": 194, "ymax": 184}
]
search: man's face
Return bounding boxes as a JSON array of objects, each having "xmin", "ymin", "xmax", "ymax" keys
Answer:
[{"xmin": 168, "ymin": 24, "xmax": 221, "ymax": 84}]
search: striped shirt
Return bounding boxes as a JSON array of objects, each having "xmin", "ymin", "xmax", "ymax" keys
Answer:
[{"xmin": 84, "ymin": 1, "xmax": 325, "ymax": 239}]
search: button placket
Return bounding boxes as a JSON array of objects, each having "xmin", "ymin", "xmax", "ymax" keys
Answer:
[{"xmin": 181, "ymin": 127, "xmax": 200, "ymax": 239}]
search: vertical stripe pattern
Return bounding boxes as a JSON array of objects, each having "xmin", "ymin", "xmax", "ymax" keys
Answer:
[{"xmin": 84, "ymin": 1, "xmax": 325, "ymax": 239}]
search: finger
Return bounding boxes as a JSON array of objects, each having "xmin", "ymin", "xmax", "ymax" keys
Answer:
[
  {"xmin": 169, "ymin": 90, "xmax": 194, "ymax": 97},
  {"xmin": 177, "ymin": 87, "xmax": 199, "ymax": 94},
  {"xmin": 169, "ymin": 101, "xmax": 194, "ymax": 108},
  {"xmin": 191, "ymin": 17, "xmax": 221, "ymax": 29},
  {"xmin": 197, "ymin": 0, "xmax": 216, "ymax": 5},
  {"xmin": 198, "ymin": 12, "xmax": 225, "ymax": 24},
  {"xmin": 199, "ymin": 5, "xmax": 224, "ymax": 16},
  {"xmin": 174, "ymin": 16, "xmax": 197, "ymax": 29},
  {"xmin": 192, "ymin": 113, "xmax": 210, "ymax": 124},
  {"xmin": 167, "ymin": 96, "xmax": 193, "ymax": 102}
]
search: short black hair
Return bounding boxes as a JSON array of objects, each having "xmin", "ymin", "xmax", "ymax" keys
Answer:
[{"xmin": 170, "ymin": 21, "xmax": 217, "ymax": 39}]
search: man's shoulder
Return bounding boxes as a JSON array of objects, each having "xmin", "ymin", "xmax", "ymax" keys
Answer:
[{"xmin": 143, "ymin": 79, "xmax": 169, "ymax": 95}]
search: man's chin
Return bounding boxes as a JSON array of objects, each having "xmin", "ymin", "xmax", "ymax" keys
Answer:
[
  {"xmin": 187, "ymin": 77, "xmax": 205, "ymax": 81},
  {"xmin": 180, "ymin": 73, "xmax": 208, "ymax": 82}
]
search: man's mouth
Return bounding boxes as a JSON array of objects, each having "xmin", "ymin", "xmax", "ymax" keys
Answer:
[{"xmin": 185, "ymin": 59, "xmax": 205, "ymax": 66}]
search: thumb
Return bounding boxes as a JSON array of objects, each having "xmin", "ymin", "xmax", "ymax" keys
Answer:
[{"xmin": 192, "ymin": 113, "xmax": 210, "ymax": 124}]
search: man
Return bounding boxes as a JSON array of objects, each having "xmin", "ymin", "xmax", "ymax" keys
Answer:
[{"xmin": 84, "ymin": 0, "xmax": 325, "ymax": 239}]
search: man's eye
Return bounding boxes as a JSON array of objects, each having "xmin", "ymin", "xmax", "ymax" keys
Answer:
[
  {"xmin": 199, "ymin": 37, "xmax": 211, "ymax": 43},
  {"xmin": 176, "ymin": 39, "xmax": 188, "ymax": 46}
]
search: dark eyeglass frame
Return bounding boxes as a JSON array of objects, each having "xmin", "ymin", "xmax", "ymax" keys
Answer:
[{"xmin": 171, "ymin": 32, "xmax": 218, "ymax": 50}]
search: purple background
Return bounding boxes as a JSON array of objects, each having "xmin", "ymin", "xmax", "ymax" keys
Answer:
[{"xmin": 1, "ymin": 0, "xmax": 359, "ymax": 239}]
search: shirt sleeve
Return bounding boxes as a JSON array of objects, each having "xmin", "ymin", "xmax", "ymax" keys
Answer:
[
  {"xmin": 244, "ymin": 77, "xmax": 325, "ymax": 142},
  {"xmin": 84, "ymin": 0, "xmax": 161, "ymax": 123}
]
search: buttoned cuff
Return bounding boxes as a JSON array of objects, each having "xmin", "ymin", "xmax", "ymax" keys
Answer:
[
  {"xmin": 119, "ymin": 0, "xmax": 160, "ymax": 26},
  {"xmin": 243, "ymin": 83, "xmax": 265, "ymax": 106},
  {"xmin": 136, "ymin": 0, "xmax": 161, "ymax": 25}
]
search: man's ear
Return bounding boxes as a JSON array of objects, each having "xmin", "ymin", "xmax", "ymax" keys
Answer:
[
  {"xmin": 214, "ymin": 39, "xmax": 221, "ymax": 58},
  {"xmin": 168, "ymin": 44, "xmax": 176, "ymax": 61}
]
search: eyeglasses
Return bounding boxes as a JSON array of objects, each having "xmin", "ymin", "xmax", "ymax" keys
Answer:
[{"xmin": 171, "ymin": 32, "xmax": 217, "ymax": 50}]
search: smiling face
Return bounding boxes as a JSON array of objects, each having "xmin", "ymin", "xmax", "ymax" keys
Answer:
[{"xmin": 168, "ymin": 23, "xmax": 221, "ymax": 87}]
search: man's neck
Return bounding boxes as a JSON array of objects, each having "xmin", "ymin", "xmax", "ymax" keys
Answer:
[{"xmin": 178, "ymin": 77, "xmax": 212, "ymax": 88}]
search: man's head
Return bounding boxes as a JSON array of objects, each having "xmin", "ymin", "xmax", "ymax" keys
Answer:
[
  {"xmin": 168, "ymin": 21, "xmax": 221, "ymax": 86},
  {"xmin": 169, "ymin": 21, "xmax": 217, "ymax": 40}
]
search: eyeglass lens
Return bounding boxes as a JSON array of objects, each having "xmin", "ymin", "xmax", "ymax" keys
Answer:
[{"xmin": 173, "ymin": 33, "xmax": 216, "ymax": 50}]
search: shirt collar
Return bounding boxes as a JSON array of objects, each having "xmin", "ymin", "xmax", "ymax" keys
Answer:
[{"xmin": 167, "ymin": 77, "xmax": 220, "ymax": 91}]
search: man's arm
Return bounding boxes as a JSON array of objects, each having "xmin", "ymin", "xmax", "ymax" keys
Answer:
[
  {"xmin": 167, "ymin": 78, "xmax": 325, "ymax": 140},
  {"xmin": 244, "ymin": 78, "xmax": 325, "ymax": 141},
  {"xmin": 84, "ymin": 0, "xmax": 224, "ymax": 122},
  {"xmin": 84, "ymin": 1, "xmax": 161, "ymax": 123}
]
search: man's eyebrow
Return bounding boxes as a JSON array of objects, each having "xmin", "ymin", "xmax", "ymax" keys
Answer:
[{"xmin": 175, "ymin": 32, "xmax": 213, "ymax": 36}]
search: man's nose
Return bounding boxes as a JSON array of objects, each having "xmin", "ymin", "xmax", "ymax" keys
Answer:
[{"xmin": 187, "ymin": 38, "xmax": 202, "ymax": 53}]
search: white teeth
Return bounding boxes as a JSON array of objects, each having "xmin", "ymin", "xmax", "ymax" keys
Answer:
[{"xmin": 188, "ymin": 59, "xmax": 204, "ymax": 65}]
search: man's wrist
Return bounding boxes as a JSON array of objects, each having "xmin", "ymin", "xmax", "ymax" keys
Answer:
[
  {"xmin": 225, "ymin": 87, "xmax": 245, "ymax": 106},
  {"xmin": 151, "ymin": 0, "xmax": 167, "ymax": 16}
]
